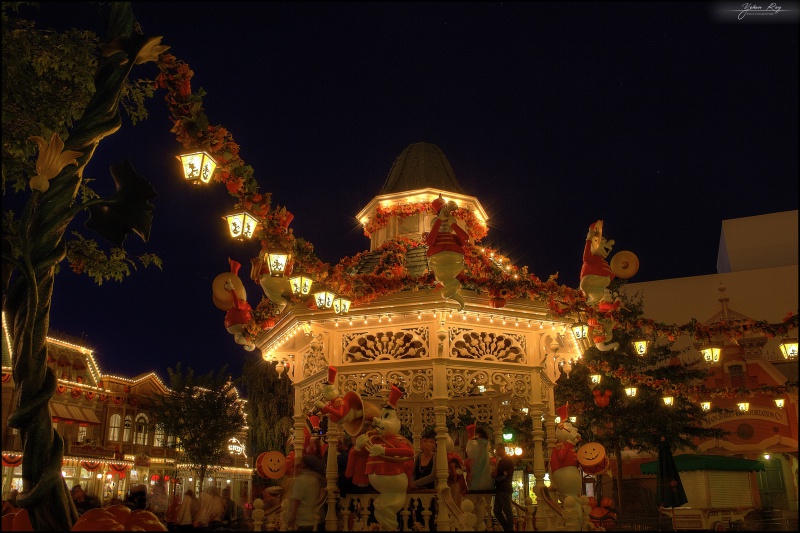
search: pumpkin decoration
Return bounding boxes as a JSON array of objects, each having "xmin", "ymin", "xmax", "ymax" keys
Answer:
[
  {"xmin": 71, "ymin": 506, "xmax": 166, "ymax": 531},
  {"xmin": 2, "ymin": 508, "xmax": 33, "ymax": 531},
  {"xmin": 592, "ymin": 389, "xmax": 612, "ymax": 407},
  {"xmin": 488, "ymin": 288, "xmax": 509, "ymax": 309}
]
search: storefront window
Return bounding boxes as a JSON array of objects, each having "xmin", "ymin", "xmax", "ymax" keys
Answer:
[
  {"xmin": 134, "ymin": 414, "xmax": 149, "ymax": 445},
  {"xmin": 154, "ymin": 427, "xmax": 164, "ymax": 447},
  {"xmin": 77, "ymin": 425, "xmax": 87, "ymax": 443},
  {"xmin": 123, "ymin": 415, "xmax": 133, "ymax": 442},
  {"xmin": 108, "ymin": 414, "xmax": 121, "ymax": 441}
]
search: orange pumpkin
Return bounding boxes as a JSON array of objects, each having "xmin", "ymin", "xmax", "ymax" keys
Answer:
[{"xmin": 71, "ymin": 506, "xmax": 166, "ymax": 531}]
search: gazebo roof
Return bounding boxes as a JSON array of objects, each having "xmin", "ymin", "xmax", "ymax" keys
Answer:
[{"xmin": 378, "ymin": 142, "xmax": 465, "ymax": 195}]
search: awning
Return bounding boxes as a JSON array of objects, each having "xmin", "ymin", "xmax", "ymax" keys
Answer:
[
  {"xmin": 50, "ymin": 403, "xmax": 101, "ymax": 425},
  {"xmin": 640, "ymin": 454, "xmax": 765, "ymax": 474}
]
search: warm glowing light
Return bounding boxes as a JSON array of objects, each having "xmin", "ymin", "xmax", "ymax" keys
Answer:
[
  {"xmin": 779, "ymin": 338, "xmax": 798, "ymax": 359},
  {"xmin": 701, "ymin": 401, "xmax": 711, "ymax": 411},
  {"xmin": 737, "ymin": 402, "xmax": 750, "ymax": 412},
  {"xmin": 774, "ymin": 398, "xmax": 785, "ymax": 408},
  {"xmin": 177, "ymin": 151, "xmax": 216, "ymax": 184},
  {"xmin": 333, "ymin": 296, "xmax": 352, "ymax": 315},
  {"xmin": 662, "ymin": 396, "xmax": 674, "ymax": 406},
  {"xmin": 503, "ymin": 433, "xmax": 513, "ymax": 441},
  {"xmin": 700, "ymin": 345, "xmax": 721, "ymax": 363},
  {"xmin": 224, "ymin": 211, "xmax": 258, "ymax": 239},
  {"xmin": 314, "ymin": 289, "xmax": 336, "ymax": 310},
  {"xmin": 289, "ymin": 272, "xmax": 314, "ymax": 296},
  {"xmin": 569, "ymin": 416, "xmax": 577, "ymax": 423},
  {"xmin": 764, "ymin": 453, "xmax": 770, "ymax": 460},
  {"xmin": 265, "ymin": 248, "xmax": 292, "ymax": 277},
  {"xmin": 590, "ymin": 374, "xmax": 602, "ymax": 385},
  {"xmin": 571, "ymin": 321, "xmax": 589, "ymax": 340},
  {"xmin": 624, "ymin": 387, "xmax": 638, "ymax": 397},
  {"xmin": 632, "ymin": 338, "xmax": 649, "ymax": 356}
]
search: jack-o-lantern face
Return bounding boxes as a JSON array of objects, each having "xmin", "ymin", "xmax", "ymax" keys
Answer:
[
  {"xmin": 257, "ymin": 451, "xmax": 287, "ymax": 479},
  {"xmin": 577, "ymin": 442, "xmax": 606, "ymax": 467}
]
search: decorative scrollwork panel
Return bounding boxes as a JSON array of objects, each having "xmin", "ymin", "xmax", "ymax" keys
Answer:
[
  {"xmin": 342, "ymin": 327, "xmax": 429, "ymax": 362},
  {"xmin": 449, "ymin": 328, "xmax": 525, "ymax": 363}
]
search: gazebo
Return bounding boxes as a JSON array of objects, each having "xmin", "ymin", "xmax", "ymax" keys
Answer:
[{"xmin": 253, "ymin": 142, "xmax": 582, "ymax": 531}]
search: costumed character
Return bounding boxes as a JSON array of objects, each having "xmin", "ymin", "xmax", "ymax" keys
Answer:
[
  {"xmin": 464, "ymin": 424, "xmax": 494, "ymax": 491},
  {"xmin": 578, "ymin": 221, "xmax": 639, "ymax": 351},
  {"xmin": 250, "ymin": 211, "xmax": 294, "ymax": 312},
  {"xmin": 212, "ymin": 258, "xmax": 255, "ymax": 351},
  {"xmin": 355, "ymin": 385, "xmax": 414, "ymax": 531},
  {"xmin": 425, "ymin": 195, "xmax": 470, "ymax": 310},
  {"xmin": 314, "ymin": 366, "xmax": 378, "ymax": 436},
  {"xmin": 549, "ymin": 404, "xmax": 582, "ymax": 501}
]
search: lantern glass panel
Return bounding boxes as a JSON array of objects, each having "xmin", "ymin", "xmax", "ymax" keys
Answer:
[
  {"xmin": 590, "ymin": 374, "xmax": 602, "ymax": 384},
  {"xmin": 177, "ymin": 152, "xmax": 217, "ymax": 184},
  {"xmin": 625, "ymin": 387, "xmax": 637, "ymax": 397},
  {"xmin": 774, "ymin": 398, "xmax": 785, "ymax": 408},
  {"xmin": 633, "ymin": 339, "xmax": 649, "ymax": 356},
  {"xmin": 662, "ymin": 396, "xmax": 674, "ymax": 406},
  {"xmin": 701, "ymin": 401, "xmax": 711, "ymax": 411},
  {"xmin": 266, "ymin": 250, "xmax": 291, "ymax": 277},
  {"xmin": 779, "ymin": 339, "xmax": 798, "ymax": 359},
  {"xmin": 290, "ymin": 274, "xmax": 313, "ymax": 296},
  {"xmin": 572, "ymin": 322, "xmax": 588, "ymax": 340},
  {"xmin": 314, "ymin": 290, "xmax": 335, "ymax": 309},
  {"xmin": 333, "ymin": 296, "xmax": 351, "ymax": 315},
  {"xmin": 737, "ymin": 402, "xmax": 750, "ymax": 412},
  {"xmin": 701, "ymin": 346, "xmax": 720, "ymax": 363}
]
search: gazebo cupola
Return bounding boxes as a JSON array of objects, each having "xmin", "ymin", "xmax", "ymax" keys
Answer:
[{"xmin": 356, "ymin": 142, "xmax": 488, "ymax": 251}]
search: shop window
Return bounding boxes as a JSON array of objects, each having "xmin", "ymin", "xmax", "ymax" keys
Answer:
[
  {"xmin": 123, "ymin": 415, "xmax": 133, "ymax": 442},
  {"xmin": 154, "ymin": 426, "xmax": 165, "ymax": 447},
  {"xmin": 108, "ymin": 414, "xmax": 121, "ymax": 441},
  {"xmin": 77, "ymin": 425, "xmax": 87, "ymax": 443},
  {"xmin": 134, "ymin": 414, "xmax": 149, "ymax": 445}
]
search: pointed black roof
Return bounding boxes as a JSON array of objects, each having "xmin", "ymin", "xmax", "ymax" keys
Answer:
[{"xmin": 378, "ymin": 142, "xmax": 465, "ymax": 195}]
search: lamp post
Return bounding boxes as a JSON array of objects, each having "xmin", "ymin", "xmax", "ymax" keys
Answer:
[{"xmin": 177, "ymin": 151, "xmax": 217, "ymax": 184}]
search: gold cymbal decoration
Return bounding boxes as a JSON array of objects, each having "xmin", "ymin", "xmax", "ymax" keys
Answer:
[{"xmin": 610, "ymin": 250, "xmax": 639, "ymax": 279}]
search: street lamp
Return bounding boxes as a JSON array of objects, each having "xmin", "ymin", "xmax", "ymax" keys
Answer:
[
  {"xmin": 224, "ymin": 210, "xmax": 258, "ymax": 240},
  {"xmin": 779, "ymin": 338, "xmax": 798, "ymax": 359},
  {"xmin": 632, "ymin": 338, "xmax": 649, "ymax": 356},
  {"xmin": 177, "ymin": 151, "xmax": 216, "ymax": 184}
]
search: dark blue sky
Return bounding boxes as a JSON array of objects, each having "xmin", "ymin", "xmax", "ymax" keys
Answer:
[{"xmin": 15, "ymin": 2, "xmax": 798, "ymax": 380}]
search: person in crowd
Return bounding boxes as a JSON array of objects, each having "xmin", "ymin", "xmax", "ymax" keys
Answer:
[
  {"xmin": 411, "ymin": 430, "xmax": 437, "ymax": 490},
  {"xmin": 261, "ymin": 485, "xmax": 283, "ymax": 515},
  {"xmin": 71, "ymin": 484, "xmax": 99, "ymax": 515},
  {"xmin": 195, "ymin": 486, "xmax": 225, "ymax": 530},
  {"xmin": 166, "ymin": 491, "xmax": 182, "ymax": 531},
  {"xmin": 220, "ymin": 487, "xmax": 239, "ymax": 529},
  {"xmin": 175, "ymin": 489, "xmax": 199, "ymax": 531},
  {"xmin": 286, "ymin": 454, "xmax": 326, "ymax": 531},
  {"xmin": 492, "ymin": 444, "xmax": 515, "ymax": 531},
  {"xmin": 466, "ymin": 426, "xmax": 494, "ymax": 491},
  {"xmin": 124, "ymin": 484, "xmax": 149, "ymax": 511},
  {"xmin": 336, "ymin": 436, "xmax": 353, "ymax": 497}
]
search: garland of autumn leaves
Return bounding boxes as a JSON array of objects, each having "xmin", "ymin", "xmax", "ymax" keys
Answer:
[{"xmin": 153, "ymin": 53, "xmax": 799, "ymax": 355}]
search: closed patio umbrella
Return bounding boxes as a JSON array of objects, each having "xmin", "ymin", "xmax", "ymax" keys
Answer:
[{"xmin": 656, "ymin": 436, "xmax": 688, "ymax": 508}]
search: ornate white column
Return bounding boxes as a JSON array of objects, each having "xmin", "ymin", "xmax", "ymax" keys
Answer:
[{"xmin": 324, "ymin": 423, "xmax": 341, "ymax": 531}]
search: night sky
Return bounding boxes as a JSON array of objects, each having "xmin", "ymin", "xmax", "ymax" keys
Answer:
[{"xmin": 12, "ymin": 2, "xmax": 798, "ymax": 381}]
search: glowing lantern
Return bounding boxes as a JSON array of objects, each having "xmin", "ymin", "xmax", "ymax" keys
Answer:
[
  {"xmin": 590, "ymin": 374, "xmax": 602, "ymax": 385},
  {"xmin": 289, "ymin": 272, "xmax": 314, "ymax": 296},
  {"xmin": 662, "ymin": 396, "xmax": 674, "ymax": 406},
  {"xmin": 737, "ymin": 402, "xmax": 750, "ymax": 412},
  {"xmin": 314, "ymin": 288, "xmax": 336, "ymax": 310},
  {"xmin": 701, "ymin": 401, "xmax": 711, "ymax": 411},
  {"xmin": 774, "ymin": 398, "xmax": 785, "ymax": 408},
  {"xmin": 177, "ymin": 151, "xmax": 216, "ymax": 184},
  {"xmin": 779, "ymin": 338, "xmax": 798, "ymax": 359},
  {"xmin": 332, "ymin": 296, "xmax": 352, "ymax": 315},
  {"xmin": 632, "ymin": 338, "xmax": 649, "ymax": 356},
  {"xmin": 700, "ymin": 344, "xmax": 721, "ymax": 363},
  {"xmin": 224, "ymin": 210, "xmax": 258, "ymax": 240},
  {"xmin": 572, "ymin": 321, "xmax": 589, "ymax": 340},
  {"xmin": 264, "ymin": 248, "xmax": 292, "ymax": 277},
  {"xmin": 624, "ymin": 387, "xmax": 638, "ymax": 397}
]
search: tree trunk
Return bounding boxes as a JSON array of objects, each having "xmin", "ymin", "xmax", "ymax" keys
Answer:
[{"xmin": 4, "ymin": 4, "xmax": 140, "ymax": 530}]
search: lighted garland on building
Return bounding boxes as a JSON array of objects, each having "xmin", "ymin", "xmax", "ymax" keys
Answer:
[{"xmin": 153, "ymin": 53, "xmax": 799, "ymax": 358}]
